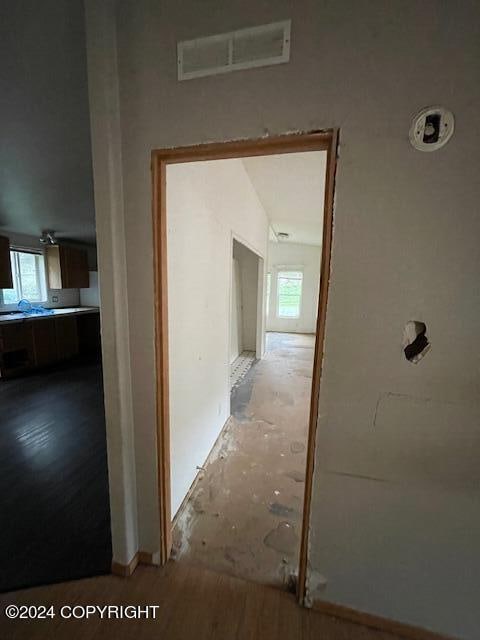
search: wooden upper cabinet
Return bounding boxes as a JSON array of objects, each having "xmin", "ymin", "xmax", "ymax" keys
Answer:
[
  {"xmin": 0, "ymin": 235, "xmax": 13, "ymax": 289},
  {"xmin": 46, "ymin": 245, "xmax": 89, "ymax": 289}
]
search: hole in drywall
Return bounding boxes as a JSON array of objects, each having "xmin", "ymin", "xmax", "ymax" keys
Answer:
[{"xmin": 403, "ymin": 321, "xmax": 430, "ymax": 364}]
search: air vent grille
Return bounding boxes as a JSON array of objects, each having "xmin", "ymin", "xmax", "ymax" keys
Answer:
[
  {"xmin": 232, "ymin": 26, "xmax": 285, "ymax": 65},
  {"xmin": 181, "ymin": 38, "xmax": 229, "ymax": 76},
  {"xmin": 178, "ymin": 20, "xmax": 291, "ymax": 81}
]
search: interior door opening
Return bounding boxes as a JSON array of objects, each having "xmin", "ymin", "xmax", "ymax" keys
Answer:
[
  {"xmin": 153, "ymin": 132, "xmax": 337, "ymax": 602},
  {"xmin": 230, "ymin": 238, "xmax": 262, "ymax": 393}
]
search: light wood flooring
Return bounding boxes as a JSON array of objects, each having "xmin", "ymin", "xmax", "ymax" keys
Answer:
[{"xmin": 0, "ymin": 561, "xmax": 408, "ymax": 640}]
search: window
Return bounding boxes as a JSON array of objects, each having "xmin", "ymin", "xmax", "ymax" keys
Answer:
[
  {"xmin": 277, "ymin": 270, "xmax": 303, "ymax": 318},
  {"xmin": 0, "ymin": 250, "xmax": 47, "ymax": 308}
]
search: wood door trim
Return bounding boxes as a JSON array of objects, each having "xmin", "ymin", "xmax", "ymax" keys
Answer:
[
  {"xmin": 297, "ymin": 129, "xmax": 338, "ymax": 604},
  {"xmin": 152, "ymin": 131, "xmax": 331, "ymax": 167},
  {"xmin": 152, "ymin": 155, "xmax": 172, "ymax": 564},
  {"xmin": 151, "ymin": 130, "xmax": 338, "ymax": 595}
]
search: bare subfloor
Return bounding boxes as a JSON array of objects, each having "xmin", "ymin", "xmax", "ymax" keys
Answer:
[{"xmin": 172, "ymin": 332, "xmax": 315, "ymax": 589}]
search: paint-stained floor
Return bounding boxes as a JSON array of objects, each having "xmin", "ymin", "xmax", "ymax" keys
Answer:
[{"xmin": 172, "ymin": 332, "xmax": 314, "ymax": 589}]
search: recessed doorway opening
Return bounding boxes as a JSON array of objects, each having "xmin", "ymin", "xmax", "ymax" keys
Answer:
[
  {"xmin": 230, "ymin": 238, "xmax": 262, "ymax": 391},
  {"xmin": 152, "ymin": 132, "xmax": 337, "ymax": 603}
]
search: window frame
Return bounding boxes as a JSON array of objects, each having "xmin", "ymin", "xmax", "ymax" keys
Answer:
[
  {"xmin": 0, "ymin": 248, "xmax": 48, "ymax": 310},
  {"xmin": 265, "ymin": 272, "xmax": 272, "ymax": 318},
  {"xmin": 276, "ymin": 267, "xmax": 304, "ymax": 320}
]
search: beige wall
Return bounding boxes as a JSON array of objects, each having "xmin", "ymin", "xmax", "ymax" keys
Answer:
[{"xmin": 86, "ymin": 2, "xmax": 480, "ymax": 637}]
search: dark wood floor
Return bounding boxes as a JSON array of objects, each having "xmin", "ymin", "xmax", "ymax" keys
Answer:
[{"xmin": 0, "ymin": 358, "xmax": 111, "ymax": 592}]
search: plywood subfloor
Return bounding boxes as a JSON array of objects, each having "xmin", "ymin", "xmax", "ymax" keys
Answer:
[
  {"xmin": 0, "ymin": 561, "xmax": 408, "ymax": 640},
  {"xmin": 172, "ymin": 332, "xmax": 314, "ymax": 589}
]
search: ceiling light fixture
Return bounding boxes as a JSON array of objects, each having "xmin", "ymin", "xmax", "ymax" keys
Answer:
[{"xmin": 39, "ymin": 230, "xmax": 57, "ymax": 245}]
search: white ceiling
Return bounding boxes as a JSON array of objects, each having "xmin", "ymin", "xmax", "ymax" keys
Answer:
[{"xmin": 242, "ymin": 151, "xmax": 327, "ymax": 246}]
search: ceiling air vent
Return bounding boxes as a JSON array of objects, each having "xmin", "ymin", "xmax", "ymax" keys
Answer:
[{"xmin": 177, "ymin": 20, "xmax": 291, "ymax": 81}]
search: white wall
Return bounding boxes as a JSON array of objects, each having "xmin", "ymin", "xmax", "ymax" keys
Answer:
[
  {"xmin": 230, "ymin": 257, "xmax": 242, "ymax": 362},
  {"xmin": 85, "ymin": 0, "xmax": 139, "ymax": 569},
  {"xmin": 267, "ymin": 241, "xmax": 321, "ymax": 334},
  {"xmin": 86, "ymin": 2, "xmax": 480, "ymax": 637},
  {"xmin": 167, "ymin": 159, "xmax": 268, "ymax": 517},
  {"xmin": 80, "ymin": 271, "xmax": 100, "ymax": 307}
]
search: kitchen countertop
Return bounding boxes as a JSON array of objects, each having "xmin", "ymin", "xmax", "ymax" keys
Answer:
[{"xmin": 0, "ymin": 307, "xmax": 100, "ymax": 325}]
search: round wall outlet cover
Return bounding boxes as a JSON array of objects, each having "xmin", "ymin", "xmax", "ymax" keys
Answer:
[{"xmin": 409, "ymin": 106, "xmax": 454, "ymax": 152}]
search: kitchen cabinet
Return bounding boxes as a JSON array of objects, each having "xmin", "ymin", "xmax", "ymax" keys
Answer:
[
  {"xmin": 77, "ymin": 312, "xmax": 101, "ymax": 356},
  {"xmin": 32, "ymin": 318, "xmax": 58, "ymax": 367},
  {"xmin": 55, "ymin": 316, "xmax": 79, "ymax": 361},
  {"xmin": 0, "ymin": 310, "xmax": 98, "ymax": 378},
  {"xmin": 0, "ymin": 322, "xmax": 34, "ymax": 377},
  {"xmin": 0, "ymin": 235, "xmax": 13, "ymax": 289},
  {"xmin": 46, "ymin": 245, "xmax": 89, "ymax": 289}
]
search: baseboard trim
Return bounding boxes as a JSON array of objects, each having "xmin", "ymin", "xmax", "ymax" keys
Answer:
[
  {"xmin": 111, "ymin": 550, "xmax": 159, "ymax": 577},
  {"xmin": 112, "ymin": 553, "xmax": 139, "ymax": 577},
  {"xmin": 312, "ymin": 599, "xmax": 456, "ymax": 640},
  {"xmin": 110, "ymin": 558, "xmax": 455, "ymax": 640},
  {"xmin": 138, "ymin": 550, "xmax": 158, "ymax": 565}
]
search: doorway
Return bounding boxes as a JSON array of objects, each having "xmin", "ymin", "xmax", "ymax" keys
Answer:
[
  {"xmin": 230, "ymin": 238, "xmax": 262, "ymax": 391},
  {"xmin": 152, "ymin": 131, "xmax": 337, "ymax": 603}
]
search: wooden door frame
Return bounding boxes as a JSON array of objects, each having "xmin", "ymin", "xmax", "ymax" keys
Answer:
[{"xmin": 151, "ymin": 130, "xmax": 339, "ymax": 605}]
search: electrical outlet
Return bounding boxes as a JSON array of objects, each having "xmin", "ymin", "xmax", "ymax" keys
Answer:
[{"xmin": 52, "ymin": 296, "xmax": 58, "ymax": 303}]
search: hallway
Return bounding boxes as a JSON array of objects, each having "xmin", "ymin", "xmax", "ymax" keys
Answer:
[{"xmin": 172, "ymin": 332, "xmax": 314, "ymax": 588}]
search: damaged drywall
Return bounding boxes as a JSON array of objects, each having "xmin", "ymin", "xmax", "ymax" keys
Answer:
[{"xmin": 403, "ymin": 320, "xmax": 430, "ymax": 363}]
